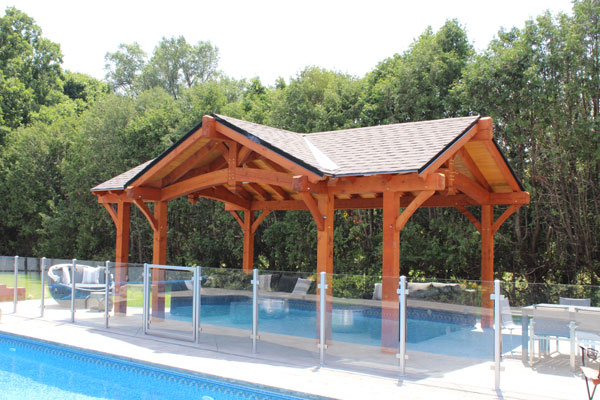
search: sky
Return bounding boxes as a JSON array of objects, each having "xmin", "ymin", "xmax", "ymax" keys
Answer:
[{"xmin": 4, "ymin": 0, "xmax": 575, "ymax": 86}]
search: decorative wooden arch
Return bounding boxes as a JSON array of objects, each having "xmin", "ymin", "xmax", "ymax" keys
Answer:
[{"xmin": 92, "ymin": 114, "xmax": 529, "ymax": 350}]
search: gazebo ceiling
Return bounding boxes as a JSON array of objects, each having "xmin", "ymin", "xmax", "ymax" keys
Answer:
[{"xmin": 91, "ymin": 114, "xmax": 527, "ymax": 210}]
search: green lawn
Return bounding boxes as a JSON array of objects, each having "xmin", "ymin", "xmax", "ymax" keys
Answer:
[
  {"xmin": 0, "ymin": 273, "xmax": 171, "ymax": 307},
  {"xmin": 0, "ymin": 272, "xmax": 47, "ymax": 299}
]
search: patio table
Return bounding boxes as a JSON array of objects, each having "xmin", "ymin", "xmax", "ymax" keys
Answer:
[{"xmin": 521, "ymin": 304, "xmax": 600, "ymax": 370}]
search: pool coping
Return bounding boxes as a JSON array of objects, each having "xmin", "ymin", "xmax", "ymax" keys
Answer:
[{"xmin": 0, "ymin": 329, "xmax": 332, "ymax": 400}]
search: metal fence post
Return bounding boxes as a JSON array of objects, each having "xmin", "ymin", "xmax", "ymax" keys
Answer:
[
  {"xmin": 71, "ymin": 259, "xmax": 76, "ymax": 322},
  {"xmin": 40, "ymin": 257, "xmax": 46, "ymax": 317},
  {"xmin": 491, "ymin": 279, "xmax": 502, "ymax": 390},
  {"xmin": 196, "ymin": 266, "xmax": 202, "ymax": 343},
  {"xmin": 397, "ymin": 275, "xmax": 408, "ymax": 376},
  {"xmin": 104, "ymin": 260, "xmax": 110, "ymax": 328},
  {"xmin": 318, "ymin": 271, "xmax": 328, "ymax": 365},
  {"xmin": 143, "ymin": 263, "xmax": 148, "ymax": 335},
  {"xmin": 13, "ymin": 255, "xmax": 18, "ymax": 313},
  {"xmin": 193, "ymin": 266, "xmax": 200, "ymax": 344},
  {"xmin": 251, "ymin": 269, "xmax": 259, "ymax": 353}
]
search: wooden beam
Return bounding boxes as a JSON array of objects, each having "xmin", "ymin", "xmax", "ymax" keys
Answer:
[
  {"xmin": 196, "ymin": 187, "xmax": 250, "ymax": 210},
  {"xmin": 237, "ymin": 146, "xmax": 253, "ymax": 166},
  {"xmin": 381, "ymin": 190, "xmax": 401, "ymax": 350},
  {"xmin": 126, "ymin": 186, "xmax": 161, "ymax": 201},
  {"xmin": 235, "ymin": 167, "xmax": 294, "ymax": 189},
  {"xmin": 301, "ymin": 192, "xmax": 325, "ymax": 231},
  {"xmin": 481, "ymin": 204, "xmax": 494, "ymax": 328},
  {"xmin": 215, "ymin": 120, "xmax": 324, "ymax": 182},
  {"xmin": 115, "ymin": 201, "xmax": 130, "ymax": 315},
  {"xmin": 481, "ymin": 140, "xmax": 522, "ymax": 192},
  {"xmin": 490, "ymin": 192, "xmax": 530, "ymax": 205},
  {"xmin": 327, "ymin": 173, "xmax": 445, "ymax": 195},
  {"xmin": 160, "ymin": 142, "xmax": 218, "ymax": 186},
  {"xmin": 251, "ymin": 210, "xmax": 271, "ymax": 234},
  {"xmin": 396, "ymin": 190, "xmax": 434, "ymax": 231},
  {"xmin": 242, "ymin": 211, "xmax": 254, "ymax": 272},
  {"xmin": 152, "ymin": 201, "xmax": 168, "ymax": 320},
  {"xmin": 457, "ymin": 148, "xmax": 491, "ymax": 191},
  {"xmin": 246, "ymin": 182, "xmax": 271, "ymax": 201},
  {"xmin": 161, "ymin": 169, "xmax": 228, "ymax": 201},
  {"xmin": 229, "ymin": 210, "xmax": 244, "ymax": 229},
  {"xmin": 455, "ymin": 205, "xmax": 482, "ymax": 233},
  {"xmin": 200, "ymin": 115, "xmax": 230, "ymax": 141},
  {"xmin": 102, "ymin": 203, "xmax": 118, "ymax": 226},
  {"xmin": 132, "ymin": 199, "xmax": 158, "ymax": 232},
  {"xmin": 228, "ymin": 142, "xmax": 239, "ymax": 191},
  {"xmin": 453, "ymin": 172, "xmax": 490, "ymax": 205},
  {"xmin": 492, "ymin": 204, "xmax": 521, "ymax": 234},
  {"xmin": 419, "ymin": 117, "xmax": 486, "ymax": 177},
  {"xmin": 95, "ymin": 192, "xmax": 132, "ymax": 203}
]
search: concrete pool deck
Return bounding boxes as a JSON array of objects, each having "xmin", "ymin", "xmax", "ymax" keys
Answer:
[{"xmin": 0, "ymin": 307, "xmax": 587, "ymax": 400}]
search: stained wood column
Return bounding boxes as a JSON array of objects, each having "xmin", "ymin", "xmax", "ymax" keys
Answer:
[
  {"xmin": 382, "ymin": 191, "xmax": 401, "ymax": 351},
  {"xmin": 115, "ymin": 201, "xmax": 130, "ymax": 315},
  {"xmin": 316, "ymin": 193, "xmax": 334, "ymax": 341},
  {"xmin": 242, "ymin": 211, "xmax": 255, "ymax": 272},
  {"xmin": 481, "ymin": 204, "xmax": 494, "ymax": 328},
  {"xmin": 152, "ymin": 201, "xmax": 168, "ymax": 320}
]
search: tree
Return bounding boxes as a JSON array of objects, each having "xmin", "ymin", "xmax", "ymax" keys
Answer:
[
  {"xmin": 104, "ymin": 43, "xmax": 146, "ymax": 95},
  {"xmin": 0, "ymin": 7, "xmax": 63, "ymax": 137}
]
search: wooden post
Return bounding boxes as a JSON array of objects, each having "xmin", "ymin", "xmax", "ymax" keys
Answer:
[
  {"xmin": 152, "ymin": 201, "xmax": 168, "ymax": 320},
  {"xmin": 115, "ymin": 202, "xmax": 130, "ymax": 315},
  {"xmin": 481, "ymin": 204, "xmax": 494, "ymax": 328},
  {"xmin": 381, "ymin": 191, "xmax": 401, "ymax": 351},
  {"xmin": 242, "ymin": 210, "xmax": 255, "ymax": 272},
  {"xmin": 316, "ymin": 192, "xmax": 334, "ymax": 341}
]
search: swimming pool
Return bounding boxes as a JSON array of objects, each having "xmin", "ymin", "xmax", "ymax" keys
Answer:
[
  {"xmin": 0, "ymin": 333, "xmax": 308, "ymax": 400},
  {"xmin": 169, "ymin": 296, "xmax": 475, "ymax": 346}
]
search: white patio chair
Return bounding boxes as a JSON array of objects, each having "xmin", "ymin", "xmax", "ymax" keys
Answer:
[
  {"xmin": 560, "ymin": 297, "xmax": 591, "ymax": 307},
  {"xmin": 529, "ymin": 305, "xmax": 572, "ymax": 364}
]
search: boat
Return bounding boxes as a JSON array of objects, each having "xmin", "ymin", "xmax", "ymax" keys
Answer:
[{"xmin": 47, "ymin": 264, "xmax": 113, "ymax": 311}]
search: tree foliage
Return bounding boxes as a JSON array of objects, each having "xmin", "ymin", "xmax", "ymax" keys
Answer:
[{"xmin": 1, "ymin": 3, "xmax": 599, "ymax": 285}]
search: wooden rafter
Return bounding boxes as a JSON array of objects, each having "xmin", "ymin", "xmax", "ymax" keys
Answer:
[
  {"xmin": 237, "ymin": 146, "xmax": 253, "ymax": 166},
  {"xmin": 246, "ymin": 182, "xmax": 271, "ymax": 201},
  {"xmin": 216, "ymin": 122, "xmax": 322, "ymax": 182},
  {"xmin": 419, "ymin": 117, "xmax": 489, "ymax": 177},
  {"xmin": 453, "ymin": 172, "xmax": 490, "ymax": 205},
  {"xmin": 159, "ymin": 142, "xmax": 218, "ymax": 186},
  {"xmin": 457, "ymin": 148, "xmax": 491, "ymax": 191},
  {"xmin": 481, "ymin": 140, "xmax": 521, "ymax": 192}
]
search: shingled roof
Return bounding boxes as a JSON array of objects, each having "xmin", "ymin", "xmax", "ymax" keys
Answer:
[{"xmin": 92, "ymin": 114, "xmax": 483, "ymax": 192}]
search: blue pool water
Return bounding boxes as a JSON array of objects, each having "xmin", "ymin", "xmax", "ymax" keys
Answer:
[
  {"xmin": 0, "ymin": 334, "xmax": 306, "ymax": 400},
  {"xmin": 169, "ymin": 296, "xmax": 475, "ymax": 346}
]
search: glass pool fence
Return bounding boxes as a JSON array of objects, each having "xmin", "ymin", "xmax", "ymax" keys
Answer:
[{"xmin": 2, "ymin": 254, "xmax": 599, "ymax": 392}]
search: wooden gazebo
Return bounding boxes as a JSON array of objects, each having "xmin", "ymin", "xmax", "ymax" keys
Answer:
[{"xmin": 92, "ymin": 114, "xmax": 529, "ymax": 349}]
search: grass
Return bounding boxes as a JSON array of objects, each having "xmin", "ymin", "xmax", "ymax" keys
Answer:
[
  {"xmin": 0, "ymin": 272, "xmax": 48, "ymax": 299},
  {"xmin": 0, "ymin": 273, "xmax": 171, "ymax": 307}
]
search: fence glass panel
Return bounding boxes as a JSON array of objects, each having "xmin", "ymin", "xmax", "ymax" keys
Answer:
[
  {"xmin": 499, "ymin": 281, "xmax": 600, "ymax": 398},
  {"xmin": 15, "ymin": 257, "xmax": 44, "ymax": 318},
  {"xmin": 0, "ymin": 256, "xmax": 16, "ymax": 316},
  {"xmin": 42, "ymin": 258, "xmax": 80, "ymax": 323},
  {"xmin": 197, "ymin": 267, "xmax": 253, "ymax": 354},
  {"xmin": 147, "ymin": 265, "xmax": 195, "ymax": 341},
  {"xmin": 404, "ymin": 278, "xmax": 493, "ymax": 388},
  {"xmin": 254, "ymin": 270, "xmax": 318, "ymax": 365},
  {"xmin": 323, "ymin": 273, "xmax": 398, "ymax": 375},
  {"xmin": 107, "ymin": 262, "xmax": 144, "ymax": 334},
  {"xmin": 68, "ymin": 259, "xmax": 107, "ymax": 327}
]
